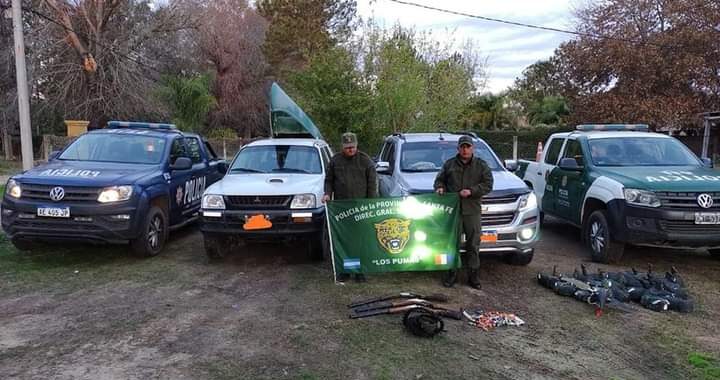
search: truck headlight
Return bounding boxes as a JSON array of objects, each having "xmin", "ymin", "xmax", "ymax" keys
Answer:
[
  {"xmin": 518, "ymin": 192, "xmax": 537, "ymax": 211},
  {"xmin": 623, "ymin": 188, "xmax": 661, "ymax": 208},
  {"xmin": 202, "ymin": 194, "xmax": 226, "ymax": 209},
  {"xmin": 97, "ymin": 185, "xmax": 133, "ymax": 203},
  {"xmin": 290, "ymin": 194, "xmax": 316, "ymax": 209},
  {"xmin": 6, "ymin": 179, "xmax": 21, "ymax": 198}
]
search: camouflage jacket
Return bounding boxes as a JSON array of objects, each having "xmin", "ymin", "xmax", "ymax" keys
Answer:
[
  {"xmin": 324, "ymin": 152, "xmax": 378, "ymax": 200},
  {"xmin": 433, "ymin": 155, "xmax": 494, "ymax": 215}
]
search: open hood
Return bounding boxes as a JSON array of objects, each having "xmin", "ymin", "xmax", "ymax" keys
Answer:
[{"xmin": 269, "ymin": 83, "xmax": 323, "ymax": 140}]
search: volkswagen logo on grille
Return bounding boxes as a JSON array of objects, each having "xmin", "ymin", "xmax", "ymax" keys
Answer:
[
  {"xmin": 49, "ymin": 186, "xmax": 65, "ymax": 202},
  {"xmin": 697, "ymin": 193, "xmax": 713, "ymax": 209}
]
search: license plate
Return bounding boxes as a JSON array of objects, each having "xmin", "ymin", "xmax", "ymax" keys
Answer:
[
  {"xmin": 243, "ymin": 214, "xmax": 272, "ymax": 230},
  {"xmin": 481, "ymin": 230, "xmax": 498, "ymax": 243},
  {"xmin": 694, "ymin": 212, "xmax": 720, "ymax": 225},
  {"xmin": 37, "ymin": 207, "xmax": 70, "ymax": 218}
]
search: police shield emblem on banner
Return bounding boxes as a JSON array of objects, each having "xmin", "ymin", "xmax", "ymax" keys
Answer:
[{"xmin": 374, "ymin": 218, "xmax": 411, "ymax": 254}]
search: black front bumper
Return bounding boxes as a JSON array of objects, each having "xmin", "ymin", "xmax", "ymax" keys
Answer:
[
  {"xmin": 200, "ymin": 207, "xmax": 325, "ymax": 239},
  {"xmin": 1, "ymin": 197, "xmax": 142, "ymax": 244},
  {"xmin": 608, "ymin": 200, "xmax": 720, "ymax": 247}
]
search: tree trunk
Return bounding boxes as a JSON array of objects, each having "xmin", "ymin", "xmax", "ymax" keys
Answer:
[{"xmin": 1, "ymin": 111, "xmax": 12, "ymax": 160}]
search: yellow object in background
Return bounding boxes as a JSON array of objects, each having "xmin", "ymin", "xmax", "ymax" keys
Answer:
[{"xmin": 64, "ymin": 120, "xmax": 89, "ymax": 137}]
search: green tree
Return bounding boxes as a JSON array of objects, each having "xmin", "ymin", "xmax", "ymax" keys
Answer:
[
  {"xmin": 423, "ymin": 54, "xmax": 475, "ymax": 130},
  {"xmin": 461, "ymin": 94, "xmax": 511, "ymax": 130},
  {"xmin": 527, "ymin": 95, "xmax": 569, "ymax": 125},
  {"xmin": 509, "ymin": 58, "xmax": 565, "ymax": 113},
  {"xmin": 371, "ymin": 28, "xmax": 428, "ymax": 134},
  {"xmin": 256, "ymin": 0, "xmax": 356, "ymax": 78},
  {"xmin": 287, "ymin": 47, "xmax": 371, "ymax": 149},
  {"xmin": 157, "ymin": 74, "xmax": 216, "ymax": 132}
]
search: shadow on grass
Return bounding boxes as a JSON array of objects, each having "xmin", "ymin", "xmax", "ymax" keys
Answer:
[{"xmin": 0, "ymin": 234, "xmax": 132, "ymax": 272}]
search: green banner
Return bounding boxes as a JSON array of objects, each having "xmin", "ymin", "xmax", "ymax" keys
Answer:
[{"xmin": 327, "ymin": 193, "xmax": 461, "ymax": 273}]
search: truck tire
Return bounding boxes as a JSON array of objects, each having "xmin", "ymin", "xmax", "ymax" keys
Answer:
[
  {"xmin": 583, "ymin": 210, "xmax": 625, "ymax": 264},
  {"xmin": 505, "ymin": 249, "xmax": 534, "ymax": 266},
  {"xmin": 11, "ymin": 237, "xmax": 34, "ymax": 251},
  {"xmin": 307, "ymin": 223, "xmax": 329, "ymax": 261},
  {"xmin": 204, "ymin": 233, "xmax": 230, "ymax": 260},
  {"xmin": 131, "ymin": 206, "xmax": 168, "ymax": 257},
  {"xmin": 306, "ymin": 237, "xmax": 322, "ymax": 261},
  {"xmin": 708, "ymin": 248, "xmax": 720, "ymax": 259}
]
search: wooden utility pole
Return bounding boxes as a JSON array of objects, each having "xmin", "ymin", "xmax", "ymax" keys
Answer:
[{"xmin": 11, "ymin": 0, "xmax": 33, "ymax": 170}]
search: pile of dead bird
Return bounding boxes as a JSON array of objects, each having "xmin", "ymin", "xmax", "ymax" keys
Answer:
[{"xmin": 537, "ymin": 264, "xmax": 693, "ymax": 316}]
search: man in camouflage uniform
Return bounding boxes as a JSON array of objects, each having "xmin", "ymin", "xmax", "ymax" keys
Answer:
[
  {"xmin": 433, "ymin": 135, "xmax": 494, "ymax": 289},
  {"xmin": 323, "ymin": 132, "xmax": 378, "ymax": 282}
]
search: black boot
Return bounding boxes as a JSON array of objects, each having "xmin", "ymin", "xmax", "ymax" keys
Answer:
[
  {"xmin": 354, "ymin": 273, "xmax": 367, "ymax": 283},
  {"xmin": 442, "ymin": 269, "xmax": 457, "ymax": 288},
  {"xmin": 336, "ymin": 273, "xmax": 350, "ymax": 282},
  {"xmin": 468, "ymin": 269, "xmax": 481, "ymax": 289}
]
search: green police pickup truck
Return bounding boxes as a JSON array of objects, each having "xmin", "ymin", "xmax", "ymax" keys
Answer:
[{"xmin": 516, "ymin": 124, "xmax": 720, "ymax": 263}]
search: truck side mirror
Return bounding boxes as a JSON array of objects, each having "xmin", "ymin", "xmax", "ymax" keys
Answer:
[
  {"xmin": 504, "ymin": 159, "xmax": 518, "ymax": 172},
  {"xmin": 701, "ymin": 157, "xmax": 713, "ymax": 168},
  {"xmin": 48, "ymin": 151, "xmax": 61, "ymax": 160},
  {"xmin": 217, "ymin": 161, "xmax": 228, "ymax": 175},
  {"xmin": 376, "ymin": 161, "xmax": 390, "ymax": 174},
  {"xmin": 558, "ymin": 157, "xmax": 583, "ymax": 171},
  {"xmin": 171, "ymin": 157, "xmax": 193, "ymax": 171}
]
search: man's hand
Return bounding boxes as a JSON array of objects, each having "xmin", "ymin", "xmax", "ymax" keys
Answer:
[
  {"xmin": 435, "ymin": 187, "xmax": 445, "ymax": 195},
  {"xmin": 322, "ymin": 194, "xmax": 331, "ymax": 203},
  {"xmin": 459, "ymin": 189, "xmax": 472, "ymax": 198}
]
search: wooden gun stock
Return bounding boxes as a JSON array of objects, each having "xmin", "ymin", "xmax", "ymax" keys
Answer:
[{"xmin": 349, "ymin": 305, "xmax": 463, "ymax": 320}]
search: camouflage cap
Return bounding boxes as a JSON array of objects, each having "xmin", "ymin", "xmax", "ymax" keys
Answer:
[
  {"xmin": 458, "ymin": 135, "xmax": 474, "ymax": 146},
  {"xmin": 342, "ymin": 132, "xmax": 358, "ymax": 148}
]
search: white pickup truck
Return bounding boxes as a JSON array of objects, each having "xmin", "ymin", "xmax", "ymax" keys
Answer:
[
  {"xmin": 199, "ymin": 83, "xmax": 331, "ymax": 260},
  {"xmin": 515, "ymin": 124, "xmax": 720, "ymax": 263}
]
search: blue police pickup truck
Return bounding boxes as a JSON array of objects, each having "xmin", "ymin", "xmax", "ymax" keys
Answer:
[{"xmin": 1, "ymin": 121, "xmax": 226, "ymax": 256}]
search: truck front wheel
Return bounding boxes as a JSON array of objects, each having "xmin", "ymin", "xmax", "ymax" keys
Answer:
[
  {"xmin": 204, "ymin": 233, "xmax": 231, "ymax": 260},
  {"xmin": 11, "ymin": 237, "xmax": 35, "ymax": 251},
  {"xmin": 708, "ymin": 248, "xmax": 720, "ymax": 259},
  {"xmin": 583, "ymin": 210, "xmax": 625, "ymax": 263},
  {"xmin": 131, "ymin": 206, "xmax": 168, "ymax": 257},
  {"xmin": 505, "ymin": 249, "xmax": 534, "ymax": 266},
  {"xmin": 306, "ymin": 223, "xmax": 329, "ymax": 261}
]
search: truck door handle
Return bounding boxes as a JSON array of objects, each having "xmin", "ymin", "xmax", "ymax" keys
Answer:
[{"xmin": 536, "ymin": 171, "xmax": 541, "ymax": 175}]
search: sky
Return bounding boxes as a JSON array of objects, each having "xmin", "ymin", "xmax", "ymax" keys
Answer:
[{"xmin": 356, "ymin": 0, "xmax": 578, "ymax": 94}]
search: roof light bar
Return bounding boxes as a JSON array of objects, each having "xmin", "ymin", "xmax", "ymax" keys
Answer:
[
  {"xmin": 107, "ymin": 121, "xmax": 177, "ymax": 130},
  {"xmin": 575, "ymin": 124, "xmax": 649, "ymax": 132}
]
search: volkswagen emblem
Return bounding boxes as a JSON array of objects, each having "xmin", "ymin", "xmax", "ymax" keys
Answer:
[
  {"xmin": 49, "ymin": 186, "xmax": 65, "ymax": 202},
  {"xmin": 697, "ymin": 193, "xmax": 714, "ymax": 209}
]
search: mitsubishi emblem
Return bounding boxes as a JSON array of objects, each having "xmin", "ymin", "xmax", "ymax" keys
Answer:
[
  {"xmin": 49, "ymin": 186, "xmax": 65, "ymax": 201},
  {"xmin": 697, "ymin": 193, "xmax": 713, "ymax": 209},
  {"xmin": 253, "ymin": 196, "xmax": 261, "ymax": 203}
]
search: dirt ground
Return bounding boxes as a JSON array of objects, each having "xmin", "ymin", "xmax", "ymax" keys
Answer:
[{"xmin": 1, "ymin": 217, "xmax": 719, "ymax": 380}]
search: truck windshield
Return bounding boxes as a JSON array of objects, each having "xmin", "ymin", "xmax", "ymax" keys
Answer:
[
  {"xmin": 588, "ymin": 137, "xmax": 701, "ymax": 167},
  {"xmin": 400, "ymin": 141, "xmax": 501, "ymax": 172},
  {"xmin": 230, "ymin": 145, "xmax": 322, "ymax": 174},
  {"xmin": 59, "ymin": 134, "xmax": 167, "ymax": 164}
]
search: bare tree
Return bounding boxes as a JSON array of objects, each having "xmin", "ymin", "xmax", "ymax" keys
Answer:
[
  {"xmin": 35, "ymin": 0, "xmax": 194, "ymax": 124},
  {"xmin": 191, "ymin": 0, "xmax": 270, "ymax": 138},
  {"xmin": 1, "ymin": 0, "xmax": 17, "ymax": 157}
]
